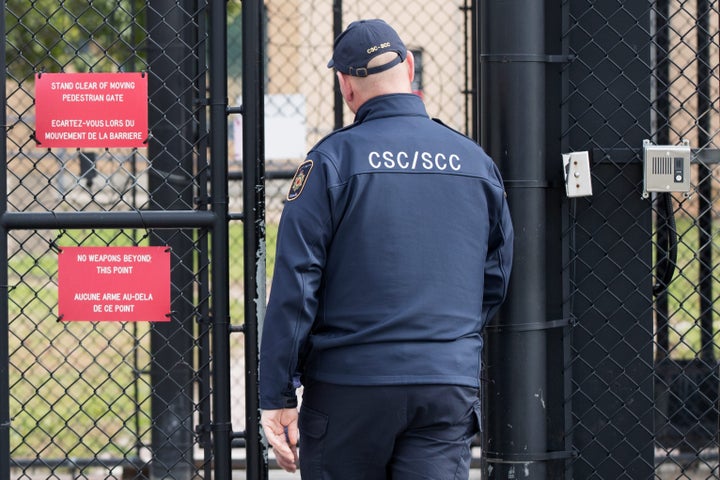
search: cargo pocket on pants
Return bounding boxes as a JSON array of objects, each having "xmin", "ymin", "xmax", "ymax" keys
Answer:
[
  {"xmin": 298, "ymin": 405, "xmax": 328, "ymax": 477},
  {"xmin": 472, "ymin": 400, "xmax": 482, "ymax": 434}
]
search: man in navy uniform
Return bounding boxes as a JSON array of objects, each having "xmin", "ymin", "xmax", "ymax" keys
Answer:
[{"xmin": 260, "ymin": 19, "xmax": 513, "ymax": 479}]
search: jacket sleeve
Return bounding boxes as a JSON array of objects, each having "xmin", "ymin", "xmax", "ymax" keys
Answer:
[
  {"xmin": 482, "ymin": 183, "xmax": 514, "ymax": 324},
  {"xmin": 259, "ymin": 156, "xmax": 333, "ymax": 409}
]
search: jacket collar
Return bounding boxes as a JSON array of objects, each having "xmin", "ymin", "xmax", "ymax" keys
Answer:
[{"xmin": 354, "ymin": 93, "xmax": 429, "ymax": 124}]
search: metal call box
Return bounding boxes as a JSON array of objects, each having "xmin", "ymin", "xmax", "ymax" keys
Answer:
[{"xmin": 642, "ymin": 139, "xmax": 691, "ymax": 198}]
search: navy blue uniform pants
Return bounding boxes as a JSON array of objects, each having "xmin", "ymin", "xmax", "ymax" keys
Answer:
[{"xmin": 298, "ymin": 381, "xmax": 481, "ymax": 479}]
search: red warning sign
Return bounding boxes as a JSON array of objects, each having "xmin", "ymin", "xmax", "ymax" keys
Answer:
[
  {"xmin": 58, "ymin": 246, "xmax": 170, "ymax": 322},
  {"xmin": 35, "ymin": 72, "xmax": 148, "ymax": 148}
]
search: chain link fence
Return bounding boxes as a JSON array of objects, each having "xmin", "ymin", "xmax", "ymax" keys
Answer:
[
  {"xmin": 4, "ymin": 0, "xmax": 474, "ymax": 478},
  {"xmin": 4, "ymin": 0, "xmax": 719, "ymax": 479},
  {"xmin": 229, "ymin": 0, "xmax": 476, "ymax": 469},
  {"xmin": 5, "ymin": 1, "xmax": 215, "ymax": 478},
  {"xmin": 234, "ymin": 0, "xmax": 474, "ymax": 222},
  {"xmin": 564, "ymin": 1, "xmax": 719, "ymax": 478}
]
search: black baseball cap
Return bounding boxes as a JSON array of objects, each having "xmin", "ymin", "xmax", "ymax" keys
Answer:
[{"xmin": 327, "ymin": 19, "xmax": 407, "ymax": 77}]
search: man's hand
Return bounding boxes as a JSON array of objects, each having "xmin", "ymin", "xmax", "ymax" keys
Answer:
[{"xmin": 261, "ymin": 408, "xmax": 299, "ymax": 473}]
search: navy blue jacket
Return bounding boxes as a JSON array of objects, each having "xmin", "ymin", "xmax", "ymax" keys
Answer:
[{"xmin": 260, "ymin": 93, "xmax": 513, "ymax": 409}]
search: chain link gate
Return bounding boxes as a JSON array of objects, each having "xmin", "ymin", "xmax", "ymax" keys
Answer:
[
  {"xmin": 237, "ymin": 0, "xmax": 478, "ymax": 475},
  {"xmin": 478, "ymin": 1, "xmax": 720, "ymax": 478},
  {"xmin": 564, "ymin": 1, "xmax": 720, "ymax": 478},
  {"xmin": 3, "ymin": 0, "xmax": 475, "ymax": 478},
  {"xmin": 1, "ymin": 0, "xmax": 247, "ymax": 478}
]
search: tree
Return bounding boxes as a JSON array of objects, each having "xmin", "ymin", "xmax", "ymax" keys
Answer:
[
  {"xmin": 6, "ymin": 0, "xmax": 243, "ymax": 82},
  {"xmin": 6, "ymin": 0, "xmax": 150, "ymax": 81}
]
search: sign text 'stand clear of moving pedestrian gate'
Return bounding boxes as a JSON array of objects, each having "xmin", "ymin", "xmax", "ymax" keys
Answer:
[{"xmin": 34, "ymin": 72, "xmax": 149, "ymax": 148}]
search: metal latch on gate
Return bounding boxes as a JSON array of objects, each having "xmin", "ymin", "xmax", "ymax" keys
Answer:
[
  {"xmin": 562, "ymin": 151, "xmax": 593, "ymax": 197},
  {"xmin": 642, "ymin": 139, "xmax": 692, "ymax": 198}
]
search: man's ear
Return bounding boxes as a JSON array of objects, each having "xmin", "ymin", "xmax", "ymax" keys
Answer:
[
  {"xmin": 337, "ymin": 71, "xmax": 354, "ymax": 104},
  {"xmin": 405, "ymin": 51, "xmax": 415, "ymax": 84}
]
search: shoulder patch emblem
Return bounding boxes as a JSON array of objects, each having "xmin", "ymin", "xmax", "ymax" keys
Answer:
[{"xmin": 287, "ymin": 160, "xmax": 314, "ymax": 201}]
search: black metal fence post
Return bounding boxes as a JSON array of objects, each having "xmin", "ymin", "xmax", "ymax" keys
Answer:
[
  {"xmin": 146, "ymin": 1, "xmax": 198, "ymax": 478},
  {"xmin": 695, "ymin": 2, "xmax": 716, "ymax": 462},
  {"xmin": 0, "ymin": 2, "xmax": 9, "ymax": 478},
  {"xmin": 653, "ymin": 0, "xmax": 671, "ymax": 361},
  {"xmin": 332, "ymin": 0, "xmax": 343, "ymax": 130},
  {"xmin": 241, "ymin": 1, "xmax": 268, "ymax": 479},
  {"xmin": 209, "ymin": 0, "xmax": 233, "ymax": 479},
  {"xmin": 695, "ymin": 0, "xmax": 713, "ymax": 364},
  {"xmin": 479, "ymin": 1, "xmax": 549, "ymax": 478}
]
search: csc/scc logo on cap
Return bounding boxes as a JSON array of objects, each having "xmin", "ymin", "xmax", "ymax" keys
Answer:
[{"xmin": 367, "ymin": 42, "xmax": 391, "ymax": 54}]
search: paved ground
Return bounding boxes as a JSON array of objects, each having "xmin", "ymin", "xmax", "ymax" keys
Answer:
[
  {"xmin": 233, "ymin": 449, "xmax": 486, "ymax": 479},
  {"xmin": 230, "ymin": 449, "xmax": 718, "ymax": 480},
  {"xmin": 249, "ymin": 464, "xmax": 714, "ymax": 480},
  {"xmin": 236, "ymin": 468, "xmax": 485, "ymax": 479}
]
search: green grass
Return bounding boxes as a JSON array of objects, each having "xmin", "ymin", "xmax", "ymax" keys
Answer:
[
  {"xmin": 6, "ymin": 215, "xmax": 717, "ymax": 459},
  {"xmin": 7, "ymin": 224, "xmax": 279, "ymax": 459},
  {"xmin": 660, "ymin": 215, "xmax": 720, "ymax": 359}
]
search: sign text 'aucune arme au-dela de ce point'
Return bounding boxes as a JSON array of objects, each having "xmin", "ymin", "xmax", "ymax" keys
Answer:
[{"xmin": 58, "ymin": 246, "xmax": 170, "ymax": 322}]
